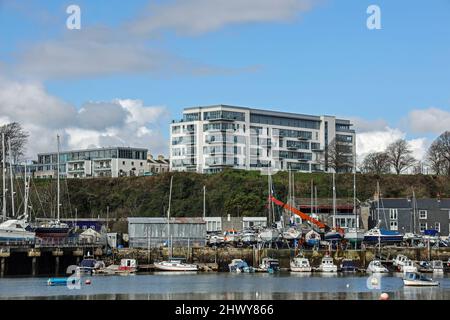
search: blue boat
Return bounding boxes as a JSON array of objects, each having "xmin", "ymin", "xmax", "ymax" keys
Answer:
[
  {"xmin": 363, "ymin": 227, "xmax": 404, "ymax": 244},
  {"xmin": 324, "ymin": 230, "xmax": 343, "ymax": 241},
  {"xmin": 47, "ymin": 277, "xmax": 81, "ymax": 286}
]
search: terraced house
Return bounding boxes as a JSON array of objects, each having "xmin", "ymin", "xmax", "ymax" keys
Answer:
[{"xmin": 170, "ymin": 105, "xmax": 356, "ymax": 174}]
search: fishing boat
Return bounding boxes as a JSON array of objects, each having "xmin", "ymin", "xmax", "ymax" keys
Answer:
[
  {"xmin": 258, "ymin": 257, "xmax": 280, "ymax": 273},
  {"xmin": 117, "ymin": 259, "xmax": 138, "ymax": 274},
  {"xmin": 339, "ymin": 259, "xmax": 358, "ymax": 272},
  {"xmin": 366, "ymin": 260, "xmax": 389, "ymax": 273},
  {"xmin": 290, "ymin": 255, "xmax": 312, "ymax": 272},
  {"xmin": 430, "ymin": 260, "xmax": 444, "ymax": 274},
  {"xmin": 403, "ymin": 272, "xmax": 439, "ymax": 286},
  {"xmin": 0, "ymin": 218, "xmax": 35, "ymax": 243},
  {"xmin": 282, "ymin": 227, "xmax": 301, "ymax": 240},
  {"xmin": 305, "ymin": 230, "xmax": 320, "ymax": 247},
  {"xmin": 317, "ymin": 255, "xmax": 337, "ymax": 272},
  {"xmin": 154, "ymin": 258, "xmax": 198, "ymax": 272},
  {"xmin": 228, "ymin": 259, "xmax": 255, "ymax": 273}
]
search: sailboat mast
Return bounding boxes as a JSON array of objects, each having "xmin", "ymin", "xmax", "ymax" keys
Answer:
[
  {"xmin": 332, "ymin": 172, "xmax": 336, "ymax": 229},
  {"xmin": 377, "ymin": 181, "xmax": 380, "ymax": 225},
  {"xmin": 267, "ymin": 171, "xmax": 271, "ymax": 226},
  {"xmin": 57, "ymin": 135, "xmax": 61, "ymax": 222},
  {"xmin": 8, "ymin": 138, "xmax": 15, "ymax": 217},
  {"xmin": 167, "ymin": 175, "xmax": 173, "ymax": 258},
  {"xmin": 353, "ymin": 156, "xmax": 357, "ymax": 249},
  {"xmin": 24, "ymin": 162, "xmax": 28, "ymax": 218},
  {"xmin": 310, "ymin": 179, "xmax": 313, "ymax": 216},
  {"xmin": 2, "ymin": 133, "xmax": 6, "ymax": 220},
  {"xmin": 203, "ymin": 185, "xmax": 206, "ymax": 219},
  {"xmin": 412, "ymin": 188, "xmax": 416, "ymax": 234}
]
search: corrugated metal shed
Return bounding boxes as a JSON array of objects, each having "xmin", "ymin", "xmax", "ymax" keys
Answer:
[{"xmin": 127, "ymin": 217, "xmax": 206, "ymax": 248}]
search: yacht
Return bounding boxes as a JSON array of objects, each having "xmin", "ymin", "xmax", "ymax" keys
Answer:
[
  {"xmin": 339, "ymin": 259, "xmax": 358, "ymax": 272},
  {"xmin": 363, "ymin": 227, "xmax": 404, "ymax": 244},
  {"xmin": 154, "ymin": 258, "xmax": 198, "ymax": 272},
  {"xmin": 0, "ymin": 218, "xmax": 35, "ymax": 243},
  {"xmin": 403, "ymin": 272, "xmax": 439, "ymax": 286},
  {"xmin": 290, "ymin": 255, "xmax": 312, "ymax": 272},
  {"xmin": 366, "ymin": 260, "xmax": 389, "ymax": 273},
  {"xmin": 257, "ymin": 228, "xmax": 280, "ymax": 242},
  {"xmin": 318, "ymin": 255, "xmax": 338, "ymax": 272},
  {"xmin": 240, "ymin": 230, "xmax": 257, "ymax": 244},
  {"xmin": 282, "ymin": 227, "xmax": 301, "ymax": 240},
  {"xmin": 76, "ymin": 253, "xmax": 105, "ymax": 275}
]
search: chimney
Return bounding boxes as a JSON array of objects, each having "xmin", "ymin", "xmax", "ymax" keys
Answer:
[{"xmin": 158, "ymin": 154, "xmax": 164, "ymax": 161}]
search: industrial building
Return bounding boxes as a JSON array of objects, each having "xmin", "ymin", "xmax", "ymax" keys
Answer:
[
  {"xmin": 204, "ymin": 216, "xmax": 267, "ymax": 233},
  {"xmin": 127, "ymin": 217, "xmax": 206, "ymax": 248},
  {"xmin": 170, "ymin": 105, "xmax": 356, "ymax": 174}
]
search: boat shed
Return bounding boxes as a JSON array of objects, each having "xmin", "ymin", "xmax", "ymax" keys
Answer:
[{"xmin": 127, "ymin": 217, "xmax": 206, "ymax": 248}]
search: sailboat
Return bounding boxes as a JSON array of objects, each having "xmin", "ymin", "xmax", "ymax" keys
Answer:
[
  {"xmin": 324, "ymin": 173, "xmax": 343, "ymax": 241},
  {"xmin": 363, "ymin": 182, "xmax": 403, "ymax": 244},
  {"xmin": 282, "ymin": 169, "xmax": 301, "ymax": 240},
  {"xmin": 154, "ymin": 176, "xmax": 198, "ymax": 272},
  {"xmin": 344, "ymin": 158, "xmax": 364, "ymax": 246},
  {"xmin": 257, "ymin": 171, "xmax": 280, "ymax": 242},
  {"xmin": 33, "ymin": 135, "xmax": 71, "ymax": 239},
  {"xmin": 0, "ymin": 134, "xmax": 35, "ymax": 243}
]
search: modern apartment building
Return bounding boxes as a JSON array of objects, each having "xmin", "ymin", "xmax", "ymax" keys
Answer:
[
  {"xmin": 170, "ymin": 105, "xmax": 356, "ymax": 174},
  {"xmin": 35, "ymin": 147, "xmax": 148, "ymax": 178}
]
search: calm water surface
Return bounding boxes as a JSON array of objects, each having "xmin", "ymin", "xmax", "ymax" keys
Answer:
[{"xmin": 0, "ymin": 273, "xmax": 449, "ymax": 300}]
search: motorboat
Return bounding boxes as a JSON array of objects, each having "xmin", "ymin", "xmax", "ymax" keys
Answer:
[
  {"xmin": 258, "ymin": 257, "xmax": 280, "ymax": 273},
  {"xmin": 223, "ymin": 229, "xmax": 240, "ymax": 243},
  {"xmin": 339, "ymin": 259, "xmax": 358, "ymax": 272},
  {"xmin": 76, "ymin": 253, "xmax": 105, "ymax": 275},
  {"xmin": 282, "ymin": 227, "xmax": 301, "ymax": 240},
  {"xmin": 290, "ymin": 255, "xmax": 312, "ymax": 272},
  {"xmin": 363, "ymin": 227, "xmax": 404, "ymax": 244},
  {"xmin": 228, "ymin": 259, "xmax": 255, "ymax": 273},
  {"xmin": 240, "ymin": 230, "xmax": 257, "ymax": 244},
  {"xmin": 401, "ymin": 260, "xmax": 418, "ymax": 273},
  {"xmin": 403, "ymin": 272, "xmax": 439, "ymax": 286},
  {"xmin": 257, "ymin": 228, "xmax": 280, "ymax": 242},
  {"xmin": 117, "ymin": 259, "xmax": 138, "ymax": 274},
  {"xmin": 366, "ymin": 260, "xmax": 389, "ymax": 273},
  {"xmin": 153, "ymin": 258, "xmax": 198, "ymax": 272},
  {"xmin": 430, "ymin": 260, "xmax": 444, "ymax": 274},
  {"xmin": 418, "ymin": 261, "xmax": 433, "ymax": 273},
  {"xmin": 207, "ymin": 233, "xmax": 224, "ymax": 246},
  {"xmin": 318, "ymin": 255, "xmax": 337, "ymax": 272},
  {"xmin": 392, "ymin": 254, "xmax": 409, "ymax": 270},
  {"xmin": 305, "ymin": 230, "xmax": 320, "ymax": 247},
  {"xmin": 0, "ymin": 219, "xmax": 35, "ymax": 243},
  {"xmin": 34, "ymin": 220, "xmax": 71, "ymax": 239}
]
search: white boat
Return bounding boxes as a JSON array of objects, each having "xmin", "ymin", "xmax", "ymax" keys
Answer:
[
  {"xmin": 228, "ymin": 259, "xmax": 254, "ymax": 273},
  {"xmin": 366, "ymin": 260, "xmax": 389, "ymax": 273},
  {"xmin": 207, "ymin": 233, "xmax": 224, "ymax": 246},
  {"xmin": 258, "ymin": 257, "xmax": 280, "ymax": 273},
  {"xmin": 401, "ymin": 260, "xmax": 418, "ymax": 273},
  {"xmin": 344, "ymin": 228, "xmax": 365, "ymax": 244},
  {"xmin": 257, "ymin": 228, "xmax": 280, "ymax": 242},
  {"xmin": 318, "ymin": 256, "xmax": 337, "ymax": 272},
  {"xmin": 290, "ymin": 255, "xmax": 312, "ymax": 272},
  {"xmin": 154, "ymin": 258, "xmax": 198, "ymax": 272},
  {"xmin": 240, "ymin": 231, "xmax": 256, "ymax": 243},
  {"xmin": 403, "ymin": 272, "xmax": 439, "ymax": 286},
  {"xmin": 75, "ymin": 254, "xmax": 105, "ymax": 275},
  {"xmin": 0, "ymin": 219, "xmax": 35, "ymax": 243},
  {"xmin": 392, "ymin": 254, "xmax": 409, "ymax": 270},
  {"xmin": 430, "ymin": 260, "xmax": 444, "ymax": 274},
  {"xmin": 282, "ymin": 227, "xmax": 301, "ymax": 240}
]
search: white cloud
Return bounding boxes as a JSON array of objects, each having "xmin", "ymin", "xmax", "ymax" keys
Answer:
[
  {"xmin": 0, "ymin": 78, "xmax": 170, "ymax": 158},
  {"xmin": 407, "ymin": 107, "xmax": 450, "ymax": 135},
  {"xmin": 129, "ymin": 0, "xmax": 318, "ymax": 36}
]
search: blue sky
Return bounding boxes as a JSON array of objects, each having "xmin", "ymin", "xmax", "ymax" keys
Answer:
[{"xmin": 0, "ymin": 0, "xmax": 449, "ymax": 159}]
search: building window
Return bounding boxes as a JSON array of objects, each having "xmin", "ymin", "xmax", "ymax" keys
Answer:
[
  {"xmin": 419, "ymin": 210, "xmax": 427, "ymax": 219},
  {"xmin": 390, "ymin": 221, "xmax": 398, "ymax": 231},
  {"xmin": 389, "ymin": 209, "xmax": 398, "ymax": 220},
  {"xmin": 122, "ymin": 161, "xmax": 126, "ymax": 165},
  {"xmin": 419, "ymin": 222, "xmax": 427, "ymax": 232},
  {"xmin": 435, "ymin": 222, "xmax": 440, "ymax": 232}
]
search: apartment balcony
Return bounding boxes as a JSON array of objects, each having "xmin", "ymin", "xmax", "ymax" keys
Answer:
[
  {"xmin": 68, "ymin": 168, "xmax": 85, "ymax": 173},
  {"xmin": 297, "ymin": 136, "xmax": 309, "ymax": 141},
  {"xmin": 94, "ymin": 166, "xmax": 112, "ymax": 171}
]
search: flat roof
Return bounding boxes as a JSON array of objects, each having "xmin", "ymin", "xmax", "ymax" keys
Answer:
[{"xmin": 38, "ymin": 146, "xmax": 148, "ymax": 156}]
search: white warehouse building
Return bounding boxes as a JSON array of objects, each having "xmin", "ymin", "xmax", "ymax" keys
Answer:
[{"xmin": 170, "ymin": 105, "xmax": 356, "ymax": 174}]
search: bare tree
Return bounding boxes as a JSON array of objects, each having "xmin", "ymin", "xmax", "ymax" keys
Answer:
[
  {"xmin": 361, "ymin": 152, "xmax": 390, "ymax": 175},
  {"xmin": 0, "ymin": 122, "xmax": 29, "ymax": 163},
  {"xmin": 386, "ymin": 139, "xmax": 416, "ymax": 174},
  {"xmin": 428, "ymin": 131, "xmax": 450, "ymax": 175},
  {"xmin": 325, "ymin": 138, "xmax": 353, "ymax": 173}
]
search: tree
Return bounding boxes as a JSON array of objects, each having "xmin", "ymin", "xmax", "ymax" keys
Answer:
[
  {"xmin": 427, "ymin": 131, "xmax": 450, "ymax": 176},
  {"xmin": 325, "ymin": 138, "xmax": 353, "ymax": 173},
  {"xmin": 361, "ymin": 152, "xmax": 390, "ymax": 175},
  {"xmin": 386, "ymin": 139, "xmax": 416, "ymax": 174},
  {"xmin": 0, "ymin": 122, "xmax": 29, "ymax": 163}
]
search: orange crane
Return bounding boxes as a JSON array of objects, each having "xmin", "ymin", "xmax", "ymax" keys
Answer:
[{"xmin": 269, "ymin": 195, "xmax": 331, "ymax": 232}]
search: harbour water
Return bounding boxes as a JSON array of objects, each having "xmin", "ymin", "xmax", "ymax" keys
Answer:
[{"xmin": 0, "ymin": 273, "xmax": 449, "ymax": 300}]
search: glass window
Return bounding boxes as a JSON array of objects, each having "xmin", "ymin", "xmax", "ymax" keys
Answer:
[
  {"xmin": 336, "ymin": 134, "xmax": 353, "ymax": 143},
  {"xmin": 389, "ymin": 209, "xmax": 398, "ymax": 220},
  {"xmin": 419, "ymin": 210, "xmax": 427, "ymax": 219},
  {"xmin": 435, "ymin": 222, "xmax": 440, "ymax": 232},
  {"xmin": 420, "ymin": 222, "xmax": 427, "ymax": 232},
  {"xmin": 183, "ymin": 113, "xmax": 200, "ymax": 122},
  {"xmin": 390, "ymin": 221, "xmax": 398, "ymax": 231}
]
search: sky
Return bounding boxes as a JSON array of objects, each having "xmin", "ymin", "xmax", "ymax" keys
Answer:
[{"xmin": 0, "ymin": 0, "xmax": 449, "ymax": 162}]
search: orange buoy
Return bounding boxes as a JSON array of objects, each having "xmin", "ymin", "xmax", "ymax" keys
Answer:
[
  {"xmin": 380, "ymin": 292, "xmax": 389, "ymax": 300},
  {"xmin": 85, "ymin": 279, "xmax": 92, "ymax": 285}
]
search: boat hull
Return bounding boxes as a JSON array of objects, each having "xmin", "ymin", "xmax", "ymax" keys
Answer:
[
  {"xmin": 34, "ymin": 227, "xmax": 71, "ymax": 239},
  {"xmin": 403, "ymin": 280, "xmax": 439, "ymax": 286},
  {"xmin": 363, "ymin": 235, "xmax": 404, "ymax": 244},
  {"xmin": 153, "ymin": 262, "xmax": 198, "ymax": 272}
]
